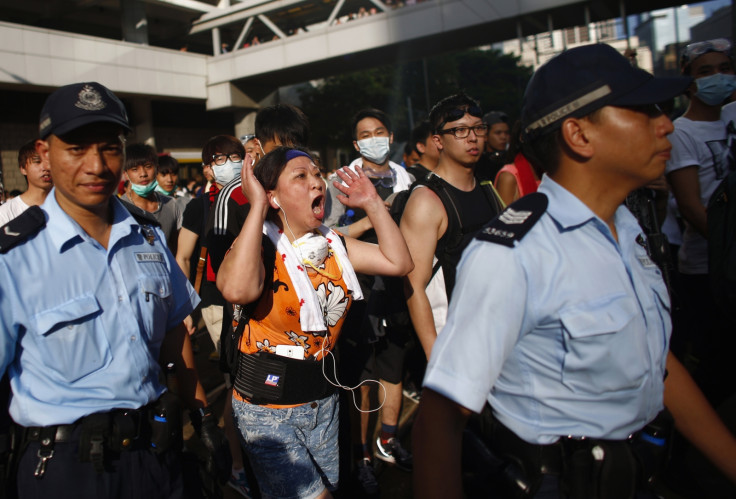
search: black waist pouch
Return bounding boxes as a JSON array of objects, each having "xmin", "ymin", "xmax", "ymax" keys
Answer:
[{"xmin": 233, "ymin": 352, "xmax": 336, "ymax": 405}]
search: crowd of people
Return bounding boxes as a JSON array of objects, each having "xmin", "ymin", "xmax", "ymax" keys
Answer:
[{"xmin": 1, "ymin": 37, "xmax": 736, "ymax": 499}]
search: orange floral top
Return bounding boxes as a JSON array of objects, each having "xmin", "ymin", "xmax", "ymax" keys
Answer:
[{"xmin": 233, "ymin": 247, "xmax": 353, "ymax": 407}]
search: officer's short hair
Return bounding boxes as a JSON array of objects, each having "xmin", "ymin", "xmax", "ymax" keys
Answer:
[
  {"xmin": 18, "ymin": 139, "xmax": 39, "ymax": 170},
  {"xmin": 255, "ymin": 104, "xmax": 310, "ymax": 148},
  {"xmin": 125, "ymin": 143, "xmax": 158, "ymax": 171},
  {"xmin": 351, "ymin": 109, "xmax": 392, "ymax": 139},
  {"xmin": 201, "ymin": 135, "xmax": 245, "ymax": 166}
]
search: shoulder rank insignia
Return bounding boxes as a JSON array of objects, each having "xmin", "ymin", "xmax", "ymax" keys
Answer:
[
  {"xmin": 0, "ymin": 206, "xmax": 47, "ymax": 254},
  {"xmin": 475, "ymin": 192, "xmax": 548, "ymax": 247}
]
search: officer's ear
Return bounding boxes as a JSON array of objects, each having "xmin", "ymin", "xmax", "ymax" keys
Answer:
[
  {"xmin": 560, "ymin": 117, "xmax": 595, "ymax": 160},
  {"xmin": 35, "ymin": 139, "xmax": 50, "ymax": 164}
]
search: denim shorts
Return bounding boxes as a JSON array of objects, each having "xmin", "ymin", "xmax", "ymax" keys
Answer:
[{"xmin": 232, "ymin": 392, "xmax": 340, "ymax": 499}]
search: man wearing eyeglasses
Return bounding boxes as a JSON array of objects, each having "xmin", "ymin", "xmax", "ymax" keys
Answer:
[
  {"xmin": 413, "ymin": 44, "xmax": 736, "ymax": 499},
  {"xmin": 400, "ymin": 94, "xmax": 503, "ymax": 361},
  {"xmin": 666, "ymin": 38, "xmax": 736, "ymax": 407}
]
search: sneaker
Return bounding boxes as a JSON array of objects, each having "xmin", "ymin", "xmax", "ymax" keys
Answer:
[
  {"xmin": 227, "ymin": 469, "xmax": 253, "ymax": 499},
  {"xmin": 375, "ymin": 436, "xmax": 413, "ymax": 471},
  {"xmin": 356, "ymin": 458, "xmax": 379, "ymax": 495},
  {"xmin": 402, "ymin": 387, "xmax": 421, "ymax": 404}
]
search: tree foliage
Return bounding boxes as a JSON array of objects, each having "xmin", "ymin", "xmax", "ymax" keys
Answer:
[{"xmin": 298, "ymin": 48, "xmax": 532, "ymax": 149}]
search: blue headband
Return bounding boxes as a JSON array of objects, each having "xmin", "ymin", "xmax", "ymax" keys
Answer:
[{"xmin": 285, "ymin": 149, "xmax": 311, "ymax": 162}]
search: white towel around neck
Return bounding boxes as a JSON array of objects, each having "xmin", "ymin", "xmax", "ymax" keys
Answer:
[{"xmin": 263, "ymin": 221, "xmax": 363, "ymax": 333}]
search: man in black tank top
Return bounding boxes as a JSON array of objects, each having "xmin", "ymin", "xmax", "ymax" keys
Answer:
[{"xmin": 401, "ymin": 94, "xmax": 503, "ymax": 360}]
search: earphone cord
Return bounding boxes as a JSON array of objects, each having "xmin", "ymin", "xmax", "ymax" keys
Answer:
[{"xmin": 283, "ymin": 207, "xmax": 387, "ymax": 414}]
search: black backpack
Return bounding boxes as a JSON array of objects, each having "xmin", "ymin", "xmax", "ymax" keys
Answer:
[
  {"xmin": 370, "ymin": 173, "xmax": 503, "ymax": 331},
  {"xmin": 707, "ymin": 168, "xmax": 736, "ymax": 317}
]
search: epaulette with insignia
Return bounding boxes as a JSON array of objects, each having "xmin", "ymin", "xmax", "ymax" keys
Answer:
[
  {"xmin": 475, "ymin": 192, "xmax": 548, "ymax": 247},
  {"xmin": 119, "ymin": 199, "xmax": 161, "ymax": 227},
  {"xmin": 0, "ymin": 206, "xmax": 47, "ymax": 254}
]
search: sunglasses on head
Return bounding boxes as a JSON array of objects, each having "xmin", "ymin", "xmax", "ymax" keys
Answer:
[{"xmin": 438, "ymin": 105, "xmax": 483, "ymax": 132}]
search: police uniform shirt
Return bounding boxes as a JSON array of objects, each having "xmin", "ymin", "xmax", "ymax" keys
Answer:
[
  {"xmin": 0, "ymin": 189, "xmax": 200, "ymax": 427},
  {"xmin": 423, "ymin": 175, "xmax": 671, "ymax": 444}
]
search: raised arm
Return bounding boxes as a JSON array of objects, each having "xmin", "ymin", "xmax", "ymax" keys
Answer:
[
  {"xmin": 400, "ymin": 187, "xmax": 446, "ymax": 359},
  {"xmin": 216, "ymin": 158, "xmax": 267, "ymax": 304},
  {"xmin": 332, "ymin": 166, "xmax": 413, "ymax": 277}
]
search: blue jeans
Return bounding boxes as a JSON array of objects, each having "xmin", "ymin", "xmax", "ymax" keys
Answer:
[{"xmin": 232, "ymin": 393, "xmax": 339, "ymax": 499}]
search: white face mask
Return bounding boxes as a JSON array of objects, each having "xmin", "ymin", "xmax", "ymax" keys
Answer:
[
  {"xmin": 292, "ymin": 231, "xmax": 329, "ymax": 269},
  {"xmin": 357, "ymin": 136, "xmax": 390, "ymax": 164},
  {"xmin": 212, "ymin": 160, "xmax": 243, "ymax": 185}
]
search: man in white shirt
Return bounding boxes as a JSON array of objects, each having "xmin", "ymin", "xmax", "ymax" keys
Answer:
[{"xmin": 0, "ymin": 139, "xmax": 53, "ymax": 226}]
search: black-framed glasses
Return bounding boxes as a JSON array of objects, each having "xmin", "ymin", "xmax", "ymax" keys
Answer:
[
  {"xmin": 438, "ymin": 105, "xmax": 483, "ymax": 131},
  {"xmin": 212, "ymin": 153, "xmax": 243, "ymax": 166},
  {"xmin": 438, "ymin": 124, "xmax": 489, "ymax": 139}
]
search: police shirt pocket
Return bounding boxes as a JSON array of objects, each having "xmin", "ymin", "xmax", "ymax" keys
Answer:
[
  {"xmin": 30, "ymin": 294, "xmax": 112, "ymax": 383},
  {"xmin": 559, "ymin": 294, "xmax": 647, "ymax": 393},
  {"xmin": 138, "ymin": 275, "xmax": 172, "ymax": 342}
]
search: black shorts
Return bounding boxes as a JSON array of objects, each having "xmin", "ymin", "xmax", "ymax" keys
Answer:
[{"xmin": 361, "ymin": 325, "xmax": 414, "ymax": 385}]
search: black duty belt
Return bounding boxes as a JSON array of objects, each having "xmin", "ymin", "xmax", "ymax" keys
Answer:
[
  {"xmin": 234, "ymin": 351, "xmax": 336, "ymax": 405},
  {"xmin": 20, "ymin": 399, "xmax": 179, "ymax": 477}
]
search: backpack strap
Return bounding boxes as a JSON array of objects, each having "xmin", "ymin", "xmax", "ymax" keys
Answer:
[
  {"xmin": 220, "ymin": 237, "xmax": 278, "ymax": 375},
  {"xmin": 118, "ymin": 199, "xmax": 161, "ymax": 227},
  {"xmin": 476, "ymin": 192, "xmax": 548, "ymax": 247},
  {"xmin": 0, "ymin": 206, "xmax": 46, "ymax": 254}
]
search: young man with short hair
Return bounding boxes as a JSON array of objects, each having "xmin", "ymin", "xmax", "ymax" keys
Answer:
[
  {"xmin": 120, "ymin": 143, "xmax": 182, "ymax": 251},
  {"xmin": 475, "ymin": 110, "xmax": 510, "ymax": 182},
  {"xmin": 323, "ymin": 108, "xmax": 415, "ymax": 494},
  {"xmin": 406, "ymin": 120, "xmax": 440, "ymax": 180},
  {"xmin": 0, "ymin": 139, "xmax": 53, "ymax": 226},
  {"xmin": 401, "ymin": 94, "xmax": 503, "ymax": 360}
]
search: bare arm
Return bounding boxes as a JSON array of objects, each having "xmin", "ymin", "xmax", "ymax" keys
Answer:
[
  {"xmin": 216, "ymin": 158, "xmax": 268, "ymax": 304},
  {"xmin": 667, "ymin": 166, "xmax": 707, "ymax": 237},
  {"xmin": 495, "ymin": 171, "xmax": 518, "ymax": 207},
  {"xmin": 333, "ymin": 166, "xmax": 413, "ymax": 277},
  {"xmin": 413, "ymin": 388, "xmax": 471, "ymax": 499},
  {"xmin": 175, "ymin": 227, "xmax": 199, "ymax": 277},
  {"xmin": 159, "ymin": 322, "xmax": 207, "ymax": 410},
  {"xmin": 400, "ymin": 188, "xmax": 446, "ymax": 359},
  {"xmin": 664, "ymin": 352, "xmax": 736, "ymax": 483}
]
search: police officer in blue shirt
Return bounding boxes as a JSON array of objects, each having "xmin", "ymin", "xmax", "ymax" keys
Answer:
[
  {"xmin": 0, "ymin": 82, "xmax": 228, "ymax": 498},
  {"xmin": 413, "ymin": 45, "xmax": 736, "ymax": 498}
]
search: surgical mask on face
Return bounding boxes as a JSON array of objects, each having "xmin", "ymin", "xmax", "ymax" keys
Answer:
[
  {"xmin": 212, "ymin": 160, "xmax": 243, "ymax": 185},
  {"xmin": 293, "ymin": 231, "xmax": 329, "ymax": 269},
  {"xmin": 155, "ymin": 184, "xmax": 175, "ymax": 196},
  {"xmin": 695, "ymin": 73, "xmax": 736, "ymax": 106},
  {"xmin": 357, "ymin": 136, "xmax": 391, "ymax": 164},
  {"xmin": 130, "ymin": 180, "xmax": 158, "ymax": 197}
]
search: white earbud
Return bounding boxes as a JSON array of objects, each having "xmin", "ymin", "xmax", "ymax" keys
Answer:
[{"xmin": 273, "ymin": 198, "xmax": 280, "ymax": 208}]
